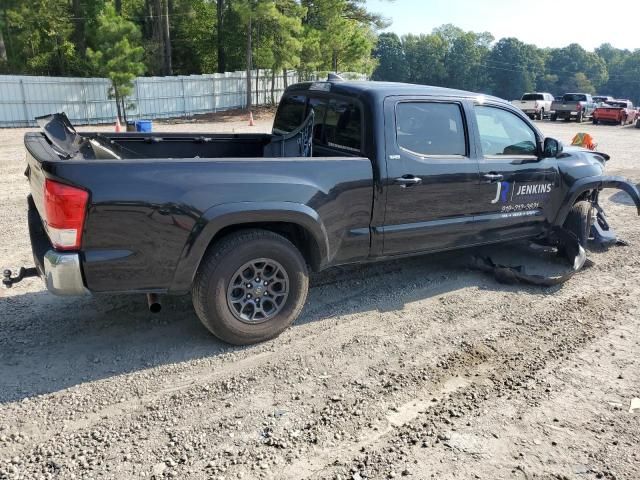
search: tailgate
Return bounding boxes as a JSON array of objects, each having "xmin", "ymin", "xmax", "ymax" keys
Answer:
[{"xmin": 597, "ymin": 108, "xmax": 621, "ymax": 118}]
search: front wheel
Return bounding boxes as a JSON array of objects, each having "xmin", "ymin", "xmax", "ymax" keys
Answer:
[
  {"xmin": 550, "ymin": 114, "xmax": 557, "ymax": 122},
  {"xmin": 192, "ymin": 229, "xmax": 309, "ymax": 345},
  {"xmin": 576, "ymin": 112, "xmax": 584, "ymax": 123},
  {"xmin": 563, "ymin": 201, "xmax": 593, "ymax": 247},
  {"xmin": 537, "ymin": 109, "xmax": 544, "ymax": 121}
]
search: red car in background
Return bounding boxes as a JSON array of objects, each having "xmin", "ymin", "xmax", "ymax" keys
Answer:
[{"xmin": 592, "ymin": 100, "xmax": 637, "ymax": 125}]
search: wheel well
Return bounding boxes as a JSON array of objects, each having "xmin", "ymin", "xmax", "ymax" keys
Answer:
[{"xmin": 207, "ymin": 222, "xmax": 323, "ymax": 271}]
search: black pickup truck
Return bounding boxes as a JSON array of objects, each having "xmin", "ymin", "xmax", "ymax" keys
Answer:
[{"xmin": 7, "ymin": 79, "xmax": 640, "ymax": 345}]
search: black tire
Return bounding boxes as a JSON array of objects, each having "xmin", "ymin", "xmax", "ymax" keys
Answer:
[
  {"xmin": 551, "ymin": 114, "xmax": 557, "ymax": 122},
  {"xmin": 576, "ymin": 112, "xmax": 584, "ymax": 123},
  {"xmin": 593, "ymin": 117, "xmax": 599, "ymax": 125},
  {"xmin": 620, "ymin": 115, "xmax": 627, "ymax": 126},
  {"xmin": 192, "ymin": 229, "xmax": 309, "ymax": 345},
  {"xmin": 537, "ymin": 109, "xmax": 544, "ymax": 121},
  {"xmin": 563, "ymin": 201, "xmax": 593, "ymax": 247}
]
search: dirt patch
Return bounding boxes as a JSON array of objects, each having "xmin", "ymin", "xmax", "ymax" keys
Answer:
[{"xmin": 1, "ymin": 117, "xmax": 639, "ymax": 479}]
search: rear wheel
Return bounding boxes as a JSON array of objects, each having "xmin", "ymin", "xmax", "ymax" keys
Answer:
[
  {"xmin": 593, "ymin": 117, "xmax": 599, "ymax": 125},
  {"xmin": 563, "ymin": 200, "xmax": 593, "ymax": 247},
  {"xmin": 192, "ymin": 229, "xmax": 309, "ymax": 345},
  {"xmin": 621, "ymin": 115, "xmax": 627, "ymax": 126},
  {"xmin": 551, "ymin": 114, "xmax": 557, "ymax": 122}
]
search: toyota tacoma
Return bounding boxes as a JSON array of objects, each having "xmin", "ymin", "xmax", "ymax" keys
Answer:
[{"xmin": 5, "ymin": 79, "xmax": 640, "ymax": 345}]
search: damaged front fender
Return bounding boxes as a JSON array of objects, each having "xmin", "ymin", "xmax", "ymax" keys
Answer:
[{"xmin": 553, "ymin": 175, "xmax": 640, "ymax": 226}]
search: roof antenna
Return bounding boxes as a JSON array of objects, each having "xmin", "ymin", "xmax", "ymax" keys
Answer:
[{"xmin": 327, "ymin": 72, "xmax": 345, "ymax": 82}]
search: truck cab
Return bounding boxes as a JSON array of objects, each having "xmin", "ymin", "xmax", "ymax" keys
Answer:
[{"xmin": 273, "ymin": 81, "xmax": 561, "ymax": 255}]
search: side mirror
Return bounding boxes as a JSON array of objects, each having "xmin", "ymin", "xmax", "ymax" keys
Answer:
[{"xmin": 543, "ymin": 137, "xmax": 562, "ymax": 158}]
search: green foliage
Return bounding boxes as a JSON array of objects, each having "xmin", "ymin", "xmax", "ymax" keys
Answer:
[
  {"xmin": 3, "ymin": 0, "xmax": 78, "ymax": 75},
  {"xmin": 4, "ymin": 0, "xmax": 640, "ymax": 106},
  {"xmin": 87, "ymin": 3, "xmax": 145, "ymax": 120},
  {"xmin": 372, "ymin": 33, "xmax": 408, "ymax": 82},
  {"xmin": 373, "ymin": 26, "xmax": 640, "ymax": 103},
  {"xmin": 486, "ymin": 38, "xmax": 545, "ymax": 100},
  {"xmin": 402, "ymin": 33, "xmax": 447, "ymax": 86}
]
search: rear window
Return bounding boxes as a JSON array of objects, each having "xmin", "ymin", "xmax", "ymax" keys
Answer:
[
  {"xmin": 273, "ymin": 95, "xmax": 307, "ymax": 133},
  {"xmin": 522, "ymin": 94, "xmax": 543, "ymax": 101},
  {"xmin": 563, "ymin": 94, "xmax": 587, "ymax": 102},
  {"xmin": 396, "ymin": 102, "xmax": 466, "ymax": 156},
  {"xmin": 322, "ymin": 100, "xmax": 362, "ymax": 152},
  {"xmin": 308, "ymin": 97, "xmax": 328, "ymax": 143}
]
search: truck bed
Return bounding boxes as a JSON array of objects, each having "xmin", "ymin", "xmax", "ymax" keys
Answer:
[{"xmin": 24, "ymin": 130, "xmax": 374, "ymax": 294}]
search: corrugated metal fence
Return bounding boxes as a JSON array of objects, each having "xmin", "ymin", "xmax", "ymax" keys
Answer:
[{"xmin": 0, "ymin": 70, "xmax": 367, "ymax": 127}]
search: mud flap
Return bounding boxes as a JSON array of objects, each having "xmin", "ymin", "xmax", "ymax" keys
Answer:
[{"xmin": 471, "ymin": 227, "xmax": 587, "ymax": 287}]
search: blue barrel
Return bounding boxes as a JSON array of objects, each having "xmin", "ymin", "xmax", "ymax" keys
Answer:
[{"xmin": 135, "ymin": 120, "xmax": 153, "ymax": 132}]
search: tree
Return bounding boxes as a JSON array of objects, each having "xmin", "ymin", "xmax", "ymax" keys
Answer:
[
  {"xmin": 371, "ymin": 32, "xmax": 408, "ymax": 82},
  {"xmin": 3, "ymin": 0, "xmax": 78, "ymax": 75},
  {"xmin": 87, "ymin": 3, "xmax": 145, "ymax": 123},
  {"xmin": 0, "ymin": 21, "xmax": 6, "ymax": 64},
  {"xmin": 216, "ymin": 0, "xmax": 226, "ymax": 72},
  {"xmin": 300, "ymin": 0, "xmax": 378, "ymax": 74},
  {"xmin": 486, "ymin": 38, "xmax": 545, "ymax": 100},
  {"xmin": 402, "ymin": 33, "xmax": 447, "ymax": 86},
  {"xmin": 443, "ymin": 31, "xmax": 493, "ymax": 91},
  {"xmin": 547, "ymin": 44, "xmax": 607, "ymax": 93}
]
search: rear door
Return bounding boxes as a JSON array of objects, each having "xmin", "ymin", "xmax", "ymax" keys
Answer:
[
  {"xmin": 469, "ymin": 103, "xmax": 559, "ymax": 243},
  {"xmin": 382, "ymin": 97, "xmax": 481, "ymax": 255}
]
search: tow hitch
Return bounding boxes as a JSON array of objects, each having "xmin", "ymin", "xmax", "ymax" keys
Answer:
[{"xmin": 2, "ymin": 267, "xmax": 39, "ymax": 288}]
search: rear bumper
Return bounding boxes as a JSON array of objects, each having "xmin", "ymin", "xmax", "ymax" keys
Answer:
[
  {"xmin": 43, "ymin": 251, "xmax": 89, "ymax": 296},
  {"xmin": 28, "ymin": 195, "xmax": 89, "ymax": 296},
  {"xmin": 555, "ymin": 111, "xmax": 578, "ymax": 118}
]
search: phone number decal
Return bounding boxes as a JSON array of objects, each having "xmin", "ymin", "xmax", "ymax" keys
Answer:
[{"xmin": 500, "ymin": 202, "xmax": 541, "ymax": 213}]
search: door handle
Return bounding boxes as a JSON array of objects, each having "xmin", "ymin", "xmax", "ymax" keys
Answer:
[
  {"xmin": 483, "ymin": 173, "xmax": 504, "ymax": 183},
  {"xmin": 394, "ymin": 175, "xmax": 423, "ymax": 188}
]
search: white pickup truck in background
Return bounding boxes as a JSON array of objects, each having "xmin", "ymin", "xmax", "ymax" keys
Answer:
[{"xmin": 511, "ymin": 92, "xmax": 555, "ymax": 120}]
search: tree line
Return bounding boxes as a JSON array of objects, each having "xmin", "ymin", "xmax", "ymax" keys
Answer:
[
  {"xmin": 2, "ymin": 1, "xmax": 639, "ymax": 114},
  {"xmin": 0, "ymin": 0, "xmax": 384, "ymax": 118},
  {"xmin": 373, "ymin": 28, "xmax": 640, "ymax": 104}
]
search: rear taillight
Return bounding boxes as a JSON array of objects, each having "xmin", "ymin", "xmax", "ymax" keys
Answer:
[{"xmin": 43, "ymin": 179, "xmax": 89, "ymax": 251}]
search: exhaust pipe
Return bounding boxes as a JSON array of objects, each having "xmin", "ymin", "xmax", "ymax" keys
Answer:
[{"xmin": 147, "ymin": 293, "xmax": 162, "ymax": 313}]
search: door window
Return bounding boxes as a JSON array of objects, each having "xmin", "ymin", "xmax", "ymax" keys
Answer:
[
  {"xmin": 476, "ymin": 106, "xmax": 538, "ymax": 157},
  {"xmin": 395, "ymin": 102, "xmax": 467, "ymax": 157},
  {"xmin": 273, "ymin": 95, "xmax": 307, "ymax": 134}
]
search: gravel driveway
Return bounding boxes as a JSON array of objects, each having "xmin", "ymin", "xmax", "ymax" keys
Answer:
[{"xmin": 0, "ymin": 116, "xmax": 639, "ymax": 479}]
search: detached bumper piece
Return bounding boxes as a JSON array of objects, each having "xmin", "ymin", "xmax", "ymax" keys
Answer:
[{"xmin": 471, "ymin": 227, "xmax": 587, "ymax": 287}]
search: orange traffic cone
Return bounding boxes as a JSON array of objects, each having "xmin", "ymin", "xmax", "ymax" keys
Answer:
[
  {"xmin": 115, "ymin": 117, "xmax": 122, "ymax": 133},
  {"xmin": 248, "ymin": 111, "xmax": 255, "ymax": 127}
]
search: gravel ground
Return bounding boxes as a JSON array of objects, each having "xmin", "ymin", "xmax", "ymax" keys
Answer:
[{"xmin": 1, "ymin": 116, "xmax": 639, "ymax": 480}]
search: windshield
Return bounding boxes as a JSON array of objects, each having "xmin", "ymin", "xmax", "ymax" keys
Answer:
[
  {"xmin": 605, "ymin": 102, "xmax": 627, "ymax": 108},
  {"xmin": 563, "ymin": 94, "xmax": 587, "ymax": 102},
  {"xmin": 522, "ymin": 94, "xmax": 543, "ymax": 101}
]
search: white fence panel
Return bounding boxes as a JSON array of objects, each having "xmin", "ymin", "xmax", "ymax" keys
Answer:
[{"xmin": 0, "ymin": 70, "xmax": 367, "ymax": 127}]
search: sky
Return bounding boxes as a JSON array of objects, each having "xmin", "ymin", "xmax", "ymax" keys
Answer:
[{"xmin": 366, "ymin": 0, "xmax": 639, "ymax": 51}]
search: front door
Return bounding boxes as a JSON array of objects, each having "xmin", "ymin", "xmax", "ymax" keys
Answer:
[
  {"xmin": 470, "ymin": 103, "xmax": 559, "ymax": 244},
  {"xmin": 382, "ymin": 98, "xmax": 481, "ymax": 255}
]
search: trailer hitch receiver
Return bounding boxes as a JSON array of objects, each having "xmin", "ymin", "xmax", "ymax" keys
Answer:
[{"xmin": 2, "ymin": 267, "xmax": 39, "ymax": 288}]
